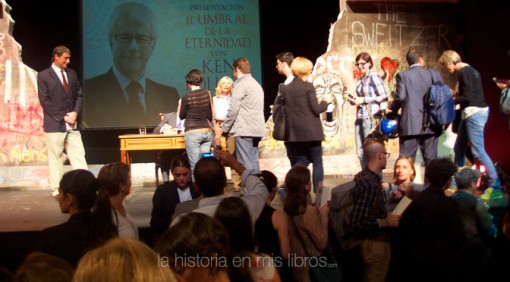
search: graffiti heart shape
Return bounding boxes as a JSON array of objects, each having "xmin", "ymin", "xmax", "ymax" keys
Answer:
[
  {"xmin": 380, "ymin": 57, "xmax": 399, "ymax": 81},
  {"xmin": 353, "ymin": 69, "xmax": 362, "ymax": 80}
]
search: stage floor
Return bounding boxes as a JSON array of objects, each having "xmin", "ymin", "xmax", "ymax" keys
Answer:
[
  {"xmin": 0, "ymin": 176, "xmax": 349, "ymax": 233},
  {"xmin": 0, "ymin": 176, "xmax": 508, "ymax": 233}
]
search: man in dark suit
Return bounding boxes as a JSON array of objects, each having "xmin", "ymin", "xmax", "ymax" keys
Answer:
[
  {"xmin": 150, "ymin": 154, "xmax": 200, "ymax": 240},
  {"xmin": 83, "ymin": 2, "xmax": 179, "ymax": 128},
  {"xmin": 37, "ymin": 46, "xmax": 88, "ymax": 196},
  {"xmin": 388, "ymin": 49, "xmax": 443, "ymax": 163},
  {"xmin": 150, "ymin": 181, "xmax": 200, "ymax": 233}
]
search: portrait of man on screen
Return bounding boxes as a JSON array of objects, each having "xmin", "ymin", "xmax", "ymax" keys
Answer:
[{"xmin": 83, "ymin": 2, "xmax": 180, "ymax": 128}]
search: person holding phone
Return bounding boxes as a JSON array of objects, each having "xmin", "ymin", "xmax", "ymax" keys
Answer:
[{"xmin": 352, "ymin": 52, "xmax": 388, "ymax": 169}]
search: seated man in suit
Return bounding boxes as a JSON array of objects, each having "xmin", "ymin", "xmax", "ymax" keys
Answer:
[
  {"xmin": 83, "ymin": 2, "xmax": 179, "ymax": 128},
  {"xmin": 170, "ymin": 149, "xmax": 268, "ymax": 227},
  {"xmin": 150, "ymin": 154, "xmax": 200, "ymax": 244}
]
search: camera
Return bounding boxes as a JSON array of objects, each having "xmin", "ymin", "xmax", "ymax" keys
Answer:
[{"xmin": 202, "ymin": 152, "xmax": 215, "ymax": 158}]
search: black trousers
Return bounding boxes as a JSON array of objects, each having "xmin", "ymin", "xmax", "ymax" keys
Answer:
[{"xmin": 399, "ymin": 134, "xmax": 439, "ymax": 164}]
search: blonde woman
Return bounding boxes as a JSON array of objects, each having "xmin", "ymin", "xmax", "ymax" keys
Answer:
[
  {"xmin": 280, "ymin": 57, "xmax": 332, "ymax": 192},
  {"xmin": 74, "ymin": 237, "xmax": 176, "ymax": 282},
  {"xmin": 385, "ymin": 155, "xmax": 424, "ymax": 211},
  {"xmin": 214, "ymin": 76, "xmax": 241, "ymax": 191}
]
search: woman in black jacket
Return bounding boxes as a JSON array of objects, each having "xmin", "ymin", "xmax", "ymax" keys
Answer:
[{"xmin": 280, "ymin": 56, "xmax": 332, "ymax": 192}]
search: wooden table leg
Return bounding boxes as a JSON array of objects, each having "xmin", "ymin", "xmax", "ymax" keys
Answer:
[{"xmin": 120, "ymin": 150, "xmax": 130, "ymax": 165}]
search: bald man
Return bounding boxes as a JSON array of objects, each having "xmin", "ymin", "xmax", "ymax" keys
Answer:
[{"xmin": 350, "ymin": 137, "xmax": 400, "ymax": 282}]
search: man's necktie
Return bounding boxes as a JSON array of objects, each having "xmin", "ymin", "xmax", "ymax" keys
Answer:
[
  {"xmin": 61, "ymin": 69, "xmax": 69, "ymax": 94},
  {"xmin": 127, "ymin": 82, "xmax": 144, "ymax": 117}
]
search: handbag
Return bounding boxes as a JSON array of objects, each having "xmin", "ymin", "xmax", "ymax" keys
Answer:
[
  {"xmin": 272, "ymin": 83, "xmax": 287, "ymax": 141},
  {"xmin": 500, "ymin": 88, "xmax": 510, "ymax": 115},
  {"xmin": 291, "ymin": 217, "xmax": 343, "ymax": 282},
  {"xmin": 207, "ymin": 91, "xmax": 222, "ymax": 149}
]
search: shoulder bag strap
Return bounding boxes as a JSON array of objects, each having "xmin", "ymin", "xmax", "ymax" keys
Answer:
[
  {"xmin": 208, "ymin": 91, "xmax": 223, "ymax": 149},
  {"xmin": 291, "ymin": 216, "xmax": 311, "ymax": 257},
  {"xmin": 421, "ymin": 70, "xmax": 434, "ymax": 132},
  {"xmin": 207, "ymin": 91, "xmax": 218, "ymax": 134}
]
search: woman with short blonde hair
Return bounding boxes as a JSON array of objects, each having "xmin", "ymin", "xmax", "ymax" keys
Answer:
[
  {"xmin": 74, "ymin": 237, "xmax": 176, "ymax": 282},
  {"xmin": 280, "ymin": 57, "xmax": 332, "ymax": 192}
]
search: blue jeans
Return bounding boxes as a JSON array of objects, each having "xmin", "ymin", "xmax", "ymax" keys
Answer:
[
  {"xmin": 454, "ymin": 110, "xmax": 500, "ymax": 189},
  {"xmin": 285, "ymin": 141, "xmax": 324, "ymax": 192},
  {"xmin": 185, "ymin": 130, "xmax": 213, "ymax": 180},
  {"xmin": 235, "ymin": 136, "xmax": 260, "ymax": 172},
  {"xmin": 355, "ymin": 118, "xmax": 372, "ymax": 169}
]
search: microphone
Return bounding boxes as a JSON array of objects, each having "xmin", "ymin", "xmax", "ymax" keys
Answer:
[{"xmin": 493, "ymin": 77, "xmax": 510, "ymax": 84}]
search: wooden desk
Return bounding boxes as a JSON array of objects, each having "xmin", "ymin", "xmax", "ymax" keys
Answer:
[{"xmin": 119, "ymin": 134, "xmax": 185, "ymax": 164}]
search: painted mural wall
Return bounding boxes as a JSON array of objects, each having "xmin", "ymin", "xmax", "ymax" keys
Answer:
[
  {"xmin": 259, "ymin": 1, "xmax": 459, "ymax": 179},
  {"xmin": 0, "ymin": 1, "xmax": 462, "ymax": 188},
  {"xmin": 0, "ymin": 1, "xmax": 50, "ymax": 188}
]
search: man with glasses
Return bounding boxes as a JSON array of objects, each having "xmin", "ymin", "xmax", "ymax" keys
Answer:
[
  {"xmin": 348, "ymin": 137, "xmax": 400, "ymax": 282},
  {"xmin": 84, "ymin": 2, "xmax": 179, "ymax": 128}
]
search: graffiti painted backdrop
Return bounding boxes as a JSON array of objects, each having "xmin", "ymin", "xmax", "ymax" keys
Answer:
[
  {"xmin": 259, "ymin": 2, "xmax": 457, "ymax": 177},
  {"xmin": 0, "ymin": 1, "xmax": 46, "ymax": 168}
]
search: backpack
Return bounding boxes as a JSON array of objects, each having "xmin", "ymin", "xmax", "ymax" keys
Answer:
[
  {"xmin": 329, "ymin": 181, "xmax": 359, "ymax": 250},
  {"xmin": 500, "ymin": 88, "xmax": 510, "ymax": 115},
  {"xmin": 423, "ymin": 70, "xmax": 455, "ymax": 129}
]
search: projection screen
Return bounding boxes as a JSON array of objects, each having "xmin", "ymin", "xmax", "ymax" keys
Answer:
[{"xmin": 81, "ymin": 0, "xmax": 261, "ymax": 129}]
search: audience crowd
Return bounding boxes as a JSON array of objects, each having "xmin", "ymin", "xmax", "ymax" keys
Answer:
[{"xmin": 3, "ymin": 51, "xmax": 510, "ymax": 282}]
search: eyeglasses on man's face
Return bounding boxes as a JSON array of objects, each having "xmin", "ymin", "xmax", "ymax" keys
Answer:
[
  {"xmin": 114, "ymin": 34, "xmax": 153, "ymax": 47},
  {"xmin": 380, "ymin": 151, "xmax": 390, "ymax": 158}
]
